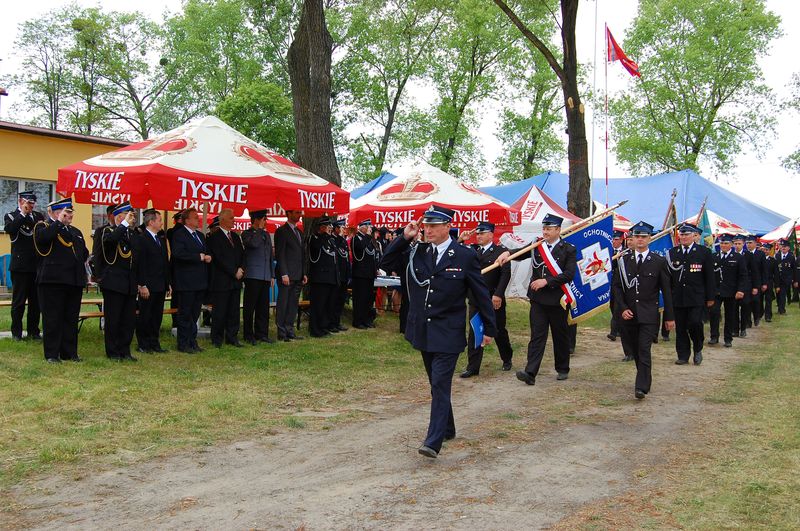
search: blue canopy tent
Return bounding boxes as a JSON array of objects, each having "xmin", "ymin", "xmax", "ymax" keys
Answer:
[
  {"xmin": 349, "ymin": 172, "xmax": 400, "ymax": 200},
  {"xmin": 480, "ymin": 169, "xmax": 787, "ymax": 235}
]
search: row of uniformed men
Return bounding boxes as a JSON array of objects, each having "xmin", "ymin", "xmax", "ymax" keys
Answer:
[{"xmin": 4, "ymin": 191, "xmax": 386, "ymax": 362}]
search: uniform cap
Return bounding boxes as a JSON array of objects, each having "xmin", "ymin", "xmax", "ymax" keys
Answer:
[
  {"xmin": 210, "ymin": 216, "xmax": 220, "ymax": 228},
  {"xmin": 541, "ymin": 213, "xmax": 564, "ymax": 227},
  {"xmin": 112, "ymin": 201, "xmax": 134, "ymax": 216},
  {"xmin": 48, "ymin": 198, "xmax": 73, "ymax": 212},
  {"xmin": 678, "ymin": 223, "xmax": 701, "ymax": 234},
  {"xmin": 744, "ymin": 235, "xmax": 756, "ymax": 242},
  {"xmin": 317, "ymin": 216, "xmax": 333, "ymax": 226},
  {"xmin": 762, "ymin": 243, "xmax": 773, "ymax": 250},
  {"xmin": 612, "ymin": 230, "xmax": 625, "ymax": 238},
  {"xmin": 629, "ymin": 221, "xmax": 654, "ymax": 236},
  {"xmin": 421, "ymin": 205, "xmax": 454, "ymax": 224},
  {"xmin": 250, "ymin": 209, "xmax": 267, "ymax": 220},
  {"xmin": 732, "ymin": 234, "xmax": 745, "ymax": 242},
  {"xmin": 333, "ymin": 219, "xmax": 346, "ymax": 228},
  {"xmin": 779, "ymin": 238, "xmax": 790, "ymax": 246},
  {"xmin": 18, "ymin": 191, "xmax": 37, "ymax": 202},
  {"xmin": 718, "ymin": 234, "xmax": 734, "ymax": 243},
  {"xmin": 475, "ymin": 222, "xmax": 495, "ymax": 233},
  {"xmin": 358, "ymin": 218, "xmax": 372, "ymax": 227}
]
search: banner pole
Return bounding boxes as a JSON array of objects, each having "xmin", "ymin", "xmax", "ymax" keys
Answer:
[{"xmin": 604, "ymin": 23, "xmax": 609, "ymax": 208}]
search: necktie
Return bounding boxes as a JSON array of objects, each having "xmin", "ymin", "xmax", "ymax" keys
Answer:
[
  {"xmin": 637, "ymin": 254, "xmax": 643, "ymax": 266},
  {"xmin": 478, "ymin": 247, "xmax": 484, "ymax": 256},
  {"xmin": 193, "ymin": 231, "xmax": 202, "ymax": 247},
  {"xmin": 154, "ymin": 234, "xmax": 161, "ymax": 247},
  {"xmin": 684, "ymin": 246, "xmax": 689, "ymax": 255},
  {"xmin": 226, "ymin": 231, "xmax": 233, "ymax": 245},
  {"xmin": 432, "ymin": 247, "xmax": 439, "ymax": 267},
  {"xmin": 293, "ymin": 226, "xmax": 301, "ymax": 242}
]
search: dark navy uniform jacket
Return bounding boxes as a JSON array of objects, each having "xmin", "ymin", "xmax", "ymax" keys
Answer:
[
  {"xmin": 333, "ymin": 234, "xmax": 350, "ymax": 284},
  {"xmin": 99, "ymin": 223, "xmax": 137, "ymax": 295},
  {"xmin": 308, "ymin": 233, "xmax": 339, "ymax": 285},
  {"xmin": 666, "ymin": 243, "xmax": 715, "ymax": 307},
  {"xmin": 612, "ymin": 250, "xmax": 674, "ymax": 325},
  {"xmin": 383, "ymin": 236, "xmax": 497, "ymax": 354},
  {"xmin": 775, "ymin": 251, "xmax": 796, "ymax": 286},
  {"xmin": 4, "ymin": 209, "xmax": 45, "ymax": 273},
  {"xmin": 33, "ymin": 220, "xmax": 89, "ymax": 287},
  {"xmin": 713, "ymin": 250, "xmax": 749, "ymax": 298},
  {"xmin": 351, "ymin": 232, "xmax": 378, "ymax": 279},
  {"xmin": 510, "ymin": 239, "xmax": 577, "ymax": 306}
]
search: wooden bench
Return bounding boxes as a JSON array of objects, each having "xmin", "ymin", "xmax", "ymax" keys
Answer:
[{"xmin": 78, "ymin": 307, "xmax": 178, "ymax": 331}]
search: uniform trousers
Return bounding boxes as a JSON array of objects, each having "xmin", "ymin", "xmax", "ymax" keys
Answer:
[
  {"xmin": 351, "ymin": 277, "xmax": 375, "ymax": 327},
  {"xmin": 674, "ymin": 306, "xmax": 705, "ymax": 361},
  {"xmin": 136, "ymin": 290, "xmax": 166, "ymax": 350},
  {"xmin": 763, "ymin": 289, "xmax": 774, "ymax": 320},
  {"xmin": 176, "ymin": 289, "xmax": 204, "ymax": 350},
  {"xmin": 309, "ymin": 282, "xmax": 336, "ymax": 336},
  {"xmin": 466, "ymin": 302, "xmax": 513, "ymax": 373},
  {"xmin": 709, "ymin": 296, "xmax": 737, "ymax": 343},
  {"xmin": 101, "ymin": 289, "xmax": 136, "ymax": 359},
  {"xmin": 210, "ymin": 288, "xmax": 241, "ymax": 345},
  {"xmin": 736, "ymin": 294, "xmax": 752, "ymax": 333},
  {"xmin": 608, "ymin": 297, "xmax": 620, "ymax": 338},
  {"xmin": 776, "ymin": 283, "xmax": 791, "ymax": 314},
  {"xmin": 619, "ymin": 320, "xmax": 658, "ymax": 393},
  {"xmin": 10, "ymin": 271, "xmax": 40, "ymax": 338},
  {"xmin": 276, "ymin": 280, "xmax": 302, "ymax": 339},
  {"xmin": 421, "ymin": 350, "xmax": 458, "ymax": 453},
  {"xmin": 525, "ymin": 300, "xmax": 570, "ymax": 378},
  {"xmin": 38, "ymin": 284, "xmax": 82, "ymax": 361},
  {"xmin": 331, "ymin": 282, "xmax": 348, "ymax": 328},
  {"xmin": 751, "ymin": 293, "xmax": 763, "ymax": 323},
  {"xmin": 243, "ymin": 278, "xmax": 271, "ymax": 341}
]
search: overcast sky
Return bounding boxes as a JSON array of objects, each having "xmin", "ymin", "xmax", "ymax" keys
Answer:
[{"xmin": 2, "ymin": 0, "xmax": 798, "ymax": 218}]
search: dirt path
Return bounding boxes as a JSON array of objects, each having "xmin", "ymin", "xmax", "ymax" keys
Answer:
[{"xmin": 6, "ymin": 326, "xmax": 749, "ymax": 530}]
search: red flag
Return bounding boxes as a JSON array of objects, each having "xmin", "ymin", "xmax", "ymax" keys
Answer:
[{"xmin": 606, "ymin": 27, "xmax": 640, "ymax": 78}]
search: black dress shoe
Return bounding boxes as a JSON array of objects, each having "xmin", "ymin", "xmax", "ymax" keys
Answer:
[
  {"xmin": 246, "ymin": 338, "xmax": 258, "ymax": 346},
  {"xmin": 693, "ymin": 351, "xmax": 703, "ymax": 365},
  {"xmin": 708, "ymin": 338, "xmax": 719, "ymax": 345},
  {"xmin": 607, "ymin": 333, "xmax": 617, "ymax": 341},
  {"xmin": 310, "ymin": 331, "xmax": 331, "ymax": 338},
  {"xmin": 502, "ymin": 362, "xmax": 512, "ymax": 371},
  {"xmin": 289, "ymin": 335, "xmax": 305, "ymax": 340},
  {"xmin": 675, "ymin": 359, "xmax": 689, "ymax": 365},
  {"xmin": 46, "ymin": 358, "xmax": 61, "ymax": 364},
  {"xmin": 556, "ymin": 372, "xmax": 568, "ymax": 381},
  {"xmin": 227, "ymin": 341, "xmax": 245, "ymax": 347},
  {"xmin": 622, "ymin": 355, "xmax": 633, "ymax": 362},
  {"xmin": 516, "ymin": 370, "xmax": 535, "ymax": 385},
  {"xmin": 282, "ymin": 337, "xmax": 292, "ymax": 342},
  {"xmin": 326, "ymin": 328, "xmax": 340, "ymax": 334},
  {"xmin": 192, "ymin": 345, "xmax": 204, "ymax": 352},
  {"xmin": 724, "ymin": 341, "xmax": 732, "ymax": 348},
  {"xmin": 739, "ymin": 330, "xmax": 747, "ymax": 338},
  {"xmin": 661, "ymin": 335, "xmax": 670, "ymax": 342},
  {"xmin": 12, "ymin": 335, "xmax": 23, "ymax": 342},
  {"xmin": 152, "ymin": 347, "xmax": 169, "ymax": 353},
  {"xmin": 444, "ymin": 434, "xmax": 456, "ymax": 441},
  {"xmin": 754, "ymin": 318, "xmax": 760, "ymax": 327},
  {"xmin": 29, "ymin": 334, "xmax": 42, "ymax": 341},
  {"xmin": 366, "ymin": 322, "xmax": 376, "ymax": 328},
  {"xmin": 765, "ymin": 318, "xmax": 772, "ymax": 323},
  {"xmin": 178, "ymin": 347, "xmax": 196, "ymax": 354},
  {"xmin": 337, "ymin": 325, "xmax": 349, "ymax": 331},
  {"xmin": 418, "ymin": 445, "xmax": 438, "ymax": 458},
  {"xmin": 212, "ymin": 342, "xmax": 223, "ymax": 348},
  {"xmin": 68, "ymin": 356, "xmax": 83, "ymax": 362},
  {"xmin": 354, "ymin": 324, "xmax": 369, "ymax": 330},
  {"xmin": 459, "ymin": 369, "xmax": 478, "ymax": 378},
  {"xmin": 137, "ymin": 347, "xmax": 153, "ymax": 354},
  {"xmin": 652, "ymin": 337, "xmax": 659, "ymax": 344},
  {"xmin": 258, "ymin": 337, "xmax": 275, "ymax": 344},
  {"xmin": 635, "ymin": 389, "xmax": 646, "ymax": 399},
  {"xmin": 123, "ymin": 355, "xmax": 139, "ymax": 362}
]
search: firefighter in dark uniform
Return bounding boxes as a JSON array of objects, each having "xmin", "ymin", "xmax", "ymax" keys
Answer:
[
  {"xmin": 382, "ymin": 205, "xmax": 496, "ymax": 458},
  {"xmin": 774, "ymin": 238, "xmax": 796, "ymax": 315},
  {"xmin": 90, "ymin": 205, "xmax": 116, "ymax": 282},
  {"xmin": 100, "ymin": 202, "xmax": 139, "ymax": 361},
  {"xmin": 307, "ymin": 217, "xmax": 339, "ymax": 337},
  {"xmin": 459, "ymin": 222, "xmax": 513, "ymax": 377},
  {"xmin": 709, "ymin": 234, "xmax": 748, "ymax": 348},
  {"xmin": 496, "ymin": 213, "xmax": 577, "ymax": 385},
  {"xmin": 666, "ymin": 223, "xmax": 715, "ymax": 365},
  {"xmin": 761, "ymin": 243, "xmax": 776, "ymax": 322},
  {"xmin": 331, "ymin": 219, "xmax": 350, "ymax": 332},
  {"xmin": 33, "ymin": 198, "xmax": 88, "ymax": 363},
  {"xmin": 745, "ymin": 236, "xmax": 768, "ymax": 326},
  {"xmin": 607, "ymin": 229, "xmax": 625, "ymax": 343},
  {"xmin": 351, "ymin": 219, "xmax": 378, "ymax": 329},
  {"xmin": 4, "ymin": 190, "xmax": 44, "ymax": 341},
  {"xmin": 612, "ymin": 221, "xmax": 674, "ymax": 399},
  {"xmin": 733, "ymin": 234, "xmax": 760, "ymax": 337}
]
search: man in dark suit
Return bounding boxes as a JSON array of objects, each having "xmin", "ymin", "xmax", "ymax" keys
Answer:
[
  {"xmin": 774, "ymin": 239, "xmax": 796, "ymax": 315},
  {"xmin": 171, "ymin": 207, "xmax": 212, "ymax": 353},
  {"xmin": 274, "ymin": 209, "xmax": 307, "ymax": 341},
  {"xmin": 165, "ymin": 210, "xmax": 184, "ymax": 328},
  {"xmin": 667, "ymin": 223, "xmax": 715, "ymax": 366},
  {"xmin": 330, "ymin": 219, "xmax": 350, "ymax": 332},
  {"xmin": 135, "ymin": 209, "xmax": 171, "ymax": 354},
  {"xmin": 612, "ymin": 221, "xmax": 675, "ymax": 399},
  {"xmin": 4, "ymin": 190, "xmax": 45, "ymax": 341},
  {"xmin": 460, "ymin": 222, "xmax": 513, "ymax": 377},
  {"xmin": 351, "ymin": 219, "xmax": 378, "ymax": 329},
  {"xmin": 206, "ymin": 208, "xmax": 245, "ymax": 348},
  {"xmin": 497, "ymin": 213, "xmax": 577, "ymax": 385},
  {"xmin": 241, "ymin": 209, "xmax": 275, "ymax": 345},
  {"xmin": 307, "ymin": 217, "xmax": 340, "ymax": 337},
  {"xmin": 100, "ymin": 202, "xmax": 139, "ymax": 361},
  {"xmin": 709, "ymin": 234, "xmax": 748, "ymax": 348},
  {"xmin": 745, "ymin": 236, "xmax": 768, "ymax": 326},
  {"xmin": 90, "ymin": 205, "xmax": 116, "ymax": 283},
  {"xmin": 607, "ymin": 230, "xmax": 625, "ymax": 343},
  {"xmin": 761, "ymin": 243, "xmax": 776, "ymax": 322},
  {"xmin": 383, "ymin": 205, "xmax": 496, "ymax": 459},
  {"xmin": 733, "ymin": 234, "xmax": 760, "ymax": 337},
  {"xmin": 33, "ymin": 198, "xmax": 89, "ymax": 363}
]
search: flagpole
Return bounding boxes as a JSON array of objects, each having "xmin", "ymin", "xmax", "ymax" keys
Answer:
[
  {"xmin": 604, "ymin": 23, "xmax": 609, "ymax": 208},
  {"xmin": 613, "ymin": 221, "xmax": 682, "ymax": 261},
  {"xmin": 590, "ymin": 0, "xmax": 599, "ymax": 213},
  {"xmin": 695, "ymin": 195, "xmax": 708, "ymax": 223},
  {"xmin": 482, "ymin": 200, "xmax": 627, "ymax": 274},
  {"xmin": 661, "ymin": 188, "xmax": 677, "ymax": 230}
]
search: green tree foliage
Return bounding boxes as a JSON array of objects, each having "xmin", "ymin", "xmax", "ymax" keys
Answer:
[
  {"xmin": 66, "ymin": 7, "xmax": 111, "ymax": 135},
  {"xmin": 783, "ymin": 73, "xmax": 800, "ymax": 173},
  {"xmin": 217, "ymin": 82, "xmax": 296, "ymax": 156},
  {"xmin": 609, "ymin": 0, "xmax": 781, "ymax": 175}
]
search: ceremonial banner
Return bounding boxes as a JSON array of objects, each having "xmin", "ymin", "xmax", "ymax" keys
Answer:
[{"xmin": 565, "ymin": 214, "xmax": 614, "ymax": 324}]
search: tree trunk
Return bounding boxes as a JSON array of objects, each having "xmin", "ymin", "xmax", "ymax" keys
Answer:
[{"xmin": 287, "ymin": 0, "xmax": 342, "ymax": 187}]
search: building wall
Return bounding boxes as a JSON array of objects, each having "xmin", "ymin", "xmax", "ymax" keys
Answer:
[{"xmin": 0, "ymin": 127, "xmax": 125, "ymax": 255}]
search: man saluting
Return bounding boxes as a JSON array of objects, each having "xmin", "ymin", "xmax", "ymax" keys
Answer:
[{"xmin": 382, "ymin": 205, "xmax": 496, "ymax": 459}]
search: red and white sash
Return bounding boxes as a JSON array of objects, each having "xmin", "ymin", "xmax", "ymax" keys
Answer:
[{"xmin": 539, "ymin": 242, "xmax": 575, "ymax": 308}]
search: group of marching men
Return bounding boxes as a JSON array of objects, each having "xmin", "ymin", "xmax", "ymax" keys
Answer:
[{"xmin": 4, "ymin": 191, "xmax": 387, "ymax": 363}]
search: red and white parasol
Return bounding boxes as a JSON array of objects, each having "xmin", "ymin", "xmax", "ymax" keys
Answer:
[
  {"xmin": 685, "ymin": 209, "xmax": 750, "ymax": 236},
  {"xmin": 57, "ymin": 116, "xmax": 349, "ymax": 216},
  {"xmin": 759, "ymin": 218, "xmax": 799, "ymax": 243},
  {"xmin": 348, "ymin": 162, "xmax": 519, "ymax": 228}
]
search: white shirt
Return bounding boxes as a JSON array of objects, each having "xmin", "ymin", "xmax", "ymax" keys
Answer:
[
  {"xmin": 146, "ymin": 228, "xmax": 159, "ymax": 242},
  {"xmin": 480, "ymin": 243, "xmax": 492, "ymax": 253},
  {"xmin": 635, "ymin": 249, "xmax": 650, "ymax": 263},
  {"xmin": 433, "ymin": 238, "xmax": 452, "ymax": 265}
]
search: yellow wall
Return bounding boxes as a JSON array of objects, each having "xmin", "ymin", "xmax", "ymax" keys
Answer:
[{"xmin": 0, "ymin": 127, "xmax": 125, "ymax": 255}]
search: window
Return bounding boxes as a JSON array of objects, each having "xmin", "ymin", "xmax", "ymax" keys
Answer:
[{"xmin": 0, "ymin": 178, "xmax": 54, "ymax": 231}]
